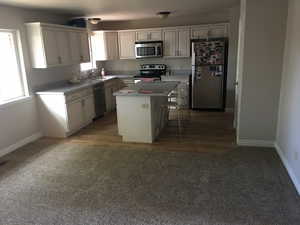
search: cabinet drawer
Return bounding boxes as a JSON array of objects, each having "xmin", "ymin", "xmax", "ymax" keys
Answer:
[
  {"xmin": 66, "ymin": 88, "xmax": 93, "ymax": 102},
  {"xmin": 81, "ymin": 88, "xmax": 93, "ymax": 97}
]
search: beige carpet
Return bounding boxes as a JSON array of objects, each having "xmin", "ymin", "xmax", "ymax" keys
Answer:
[{"xmin": 0, "ymin": 139, "xmax": 299, "ymax": 225}]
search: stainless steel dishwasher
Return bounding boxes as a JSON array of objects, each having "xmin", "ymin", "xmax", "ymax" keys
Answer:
[{"xmin": 93, "ymin": 82, "xmax": 106, "ymax": 119}]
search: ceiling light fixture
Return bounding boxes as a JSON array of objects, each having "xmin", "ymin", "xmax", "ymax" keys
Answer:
[
  {"xmin": 157, "ymin": 11, "xmax": 171, "ymax": 19},
  {"xmin": 88, "ymin": 18, "xmax": 101, "ymax": 25}
]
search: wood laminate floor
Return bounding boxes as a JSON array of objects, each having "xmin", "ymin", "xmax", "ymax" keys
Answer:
[{"xmin": 69, "ymin": 110, "xmax": 237, "ymax": 153}]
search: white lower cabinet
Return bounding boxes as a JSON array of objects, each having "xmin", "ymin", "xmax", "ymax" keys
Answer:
[
  {"xmin": 67, "ymin": 99, "xmax": 84, "ymax": 132},
  {"xmin": 37, "ymin": 87, "xmax": 95, "ymax": 138},
  {"xmin": 82, "ymin": 95, "xmax": 96, "ymax": 123}
]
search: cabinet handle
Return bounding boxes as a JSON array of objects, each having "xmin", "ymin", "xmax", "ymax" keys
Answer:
[
  {"xmin": 80, "ymin": 55, "xmax": 84, "ymax": 62},
  {"xmin": 58, "ymin": 56, "xmax": 62, "ymax": 64}
]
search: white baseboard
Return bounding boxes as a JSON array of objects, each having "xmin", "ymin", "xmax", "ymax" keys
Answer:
[
  {"xmin": 237, "ymin": 139, "xmax": 275, "ymax": 148},
  {"xmin": 0, "ymin": 132, "xmax": 43, "ymax": 158},
  {"xmin": 225, "ymin": 108, "xmax": 234, "ymax": 113},
  {"xmin": 275, "ymin": 143, "xmax": 300, "ymax": 196}
]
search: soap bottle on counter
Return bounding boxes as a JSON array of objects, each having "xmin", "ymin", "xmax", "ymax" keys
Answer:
[{"xmin": 101, "ymin": 68, "xmax": 106, "ymax": 77}]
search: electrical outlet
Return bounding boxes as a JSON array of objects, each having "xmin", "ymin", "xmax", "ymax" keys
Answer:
[{"xmin": 295, "ymin": 152, "xmax": 298, "ymax": 161}]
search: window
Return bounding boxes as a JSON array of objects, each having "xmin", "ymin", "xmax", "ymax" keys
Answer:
[{"xmin": 0, "ymin": 30, "xmax": 27, "ymax": 104}]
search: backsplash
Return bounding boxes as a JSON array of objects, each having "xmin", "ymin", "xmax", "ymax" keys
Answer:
[
  {"xmin": 97, "ymin": 58, "xmax": 192, "ymax": 76},
  {"xmin": 30, "ymin": 64, "xmax": 80, "ymax": 91}
]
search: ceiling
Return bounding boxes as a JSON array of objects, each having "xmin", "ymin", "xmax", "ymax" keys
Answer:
[{"xmin": 0, "ymin": 0, "xmax": 240, "ymax": 20}]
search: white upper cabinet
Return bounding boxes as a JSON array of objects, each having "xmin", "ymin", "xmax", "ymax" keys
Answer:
[
  {"xmin": 69, "ymin": 31, "xmax": 91, "ymax": 63},
  {"xmin": 136, "ymin": 29, "xmax": 162, "ymax": 41},
  {"xmin": 79, "ymin": 32, "xmax": 90, "ymax": 63},
  {"xmin": 177, "ymin": 28, "xmax": 190, "ymax": 57},
  {"xmin": 163, "ymin": 29, "xmax": 177, "ymax": 57},
  {"xmin": 105, "ymin": 32, "xmax": 119, "ymax": 60},
  {"xmin": 136, "ymin": 31, "xmax": 148, "ymax": 41},
  {"xmin": 56, "ymin": 30, "xmax": 71, "ymax": 64},
  {"xmin": 26, "ymin": 22, "xmax": 90, "ymax": 68},
  {"xmin": 191, "ymin": 23, "xmax": 228, "ymax": 39},
  {"xmin": 91, "ymin": 31, "xmax": 119, "ymax": 61},
  {"xmin": 191, "ymin": 25, "xmax": 209, "ymax": 39},
  {"xmin": 163, "ymin": 27, "xmax": 190, "ymax": 58},
  {"xmin": 118, "ymin": 31, "xmax": 136, "ymax": 59},
  {"xmin": 209, "ymin": 23, "xmax": 228, "ymax": 38},
  {"xmin": 69, "ymin": 31, "xmax": 81, "ymax": 63},
  {"xmin": 42, "ymin": 27, "xmax": 60, "ymax": 66}
]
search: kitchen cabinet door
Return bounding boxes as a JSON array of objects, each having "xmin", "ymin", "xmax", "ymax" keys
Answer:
[
  {"xmin": 79, "ymin": 32, "xmax": 90, "ymax": 63},
  {"xmin": 56, "ymin": 30, "xmax": 71, "ymax": 65},
  {"xmin": 177, "ymin": 28, "xmax": 190, "ymax": 57},
  {"xmin": 136, "ymin": 30, "xmax": 162, "ymax": 41},
  {"xmin": 91, "ymin": 31, "xmax": 107, "ymax": 60},
  {"xmin": 67, "ymin": 99, "xmax": 84, "ymax": 132},
  {"xmin": 118, "ymin": 31, "xmax": 136, "ymax": 59},
  {"xmin": 148, "ymin": 30, "xmax": 162, "ymax": 40},
  {"xmin": 163, "ymin": 29, "xmax": 177, "ymax": 57},
  {"xmin": 105, "ymin": 32, "xmax": 119, "ymax": 60},
  {"xmin": 69, "ymin": 32, "xmax": 81, "ymax": 63},
  {"xmin": 82, "ymin": 95, "xmax": 95, "ymax": 123},
  {"xmin": 42, "ymin": 28, "xmax": 60, "ymax": 66},
  {"xmin": 91, "ymin": 31, "xmax": 118, "ymax": 61},
  {"xmin": 209, "ymin": 24, "xmax": 228, "ymax": 38},
  {"xmin": 191, "ymin": 25, "xmax": 209, "ymax": 39},
  {"xmin": 136, "ymin": 31, "xmax": 149, "ymax": 41}
]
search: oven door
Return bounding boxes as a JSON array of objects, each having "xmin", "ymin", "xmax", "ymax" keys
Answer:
[{"xmin": 135, "ymin": 42, "xmax": 163, "ymax": 58}]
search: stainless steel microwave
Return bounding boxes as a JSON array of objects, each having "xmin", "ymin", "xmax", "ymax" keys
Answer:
[{"xmin": 135, "ymin": 41, "xmax": 163, "ymax": 58}]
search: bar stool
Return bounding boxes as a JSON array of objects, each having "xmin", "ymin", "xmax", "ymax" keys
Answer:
[{"xmin": 160, "ymin": 91, "xmax": 182, "ymax": 139}]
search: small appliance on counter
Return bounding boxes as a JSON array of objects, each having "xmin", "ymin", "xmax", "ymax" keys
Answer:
[
  {"xmin": 134, "ymin": 64, "xmax": 167, "ymax": 80},
  {"xmin": 135, "ymin": 41, "xmax": 163, "ymax": 58}
]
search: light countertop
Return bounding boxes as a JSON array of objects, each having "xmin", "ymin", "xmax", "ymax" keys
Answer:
[
  {"xmin": 113, "ymin": 81, "xmax": 180, "ymax": 97},
  {"xmin": 35, "ymin": 76, "xmax": 118, "ymax": 95}
]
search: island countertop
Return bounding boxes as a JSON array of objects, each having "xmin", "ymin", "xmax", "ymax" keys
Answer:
[{"xmin": 113, "ymin": 81, "xmax": 180, "ymax": 97}]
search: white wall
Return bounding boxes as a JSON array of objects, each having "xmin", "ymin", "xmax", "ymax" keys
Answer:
[
  {"xmin": 276, "ymin": 0, "xmax": 300, "ymax": 194},
  {"xmin": 237, "ymin": 0, "xmax": 288, "ymax": 144},
  {"xmin": 0, "ymin": 5, "xmax": 73, "ymax": 155},
  {"xmin": 95, "ymin": 7, "xmax": 240, "ymax": 109}
]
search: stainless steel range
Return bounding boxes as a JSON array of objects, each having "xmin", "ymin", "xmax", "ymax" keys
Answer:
[{"xmin": 134, "ymin": 64, "xmax": 167, "ymax": 80}]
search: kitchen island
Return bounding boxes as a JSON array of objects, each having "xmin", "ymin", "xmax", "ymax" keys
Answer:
[{"xmin": 114, "ymin": 81, "xmax": 179, "ymax": 143}]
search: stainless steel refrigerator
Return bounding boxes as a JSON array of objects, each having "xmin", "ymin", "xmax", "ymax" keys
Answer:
[{"xmin": 191, "ymin": 38, "xmax": 228, "ymax": 110}]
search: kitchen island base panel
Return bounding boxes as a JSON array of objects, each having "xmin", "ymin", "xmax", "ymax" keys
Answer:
[{"xmin": 116, "ymin": 95, "xmax": 168, "ymax": 143}]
